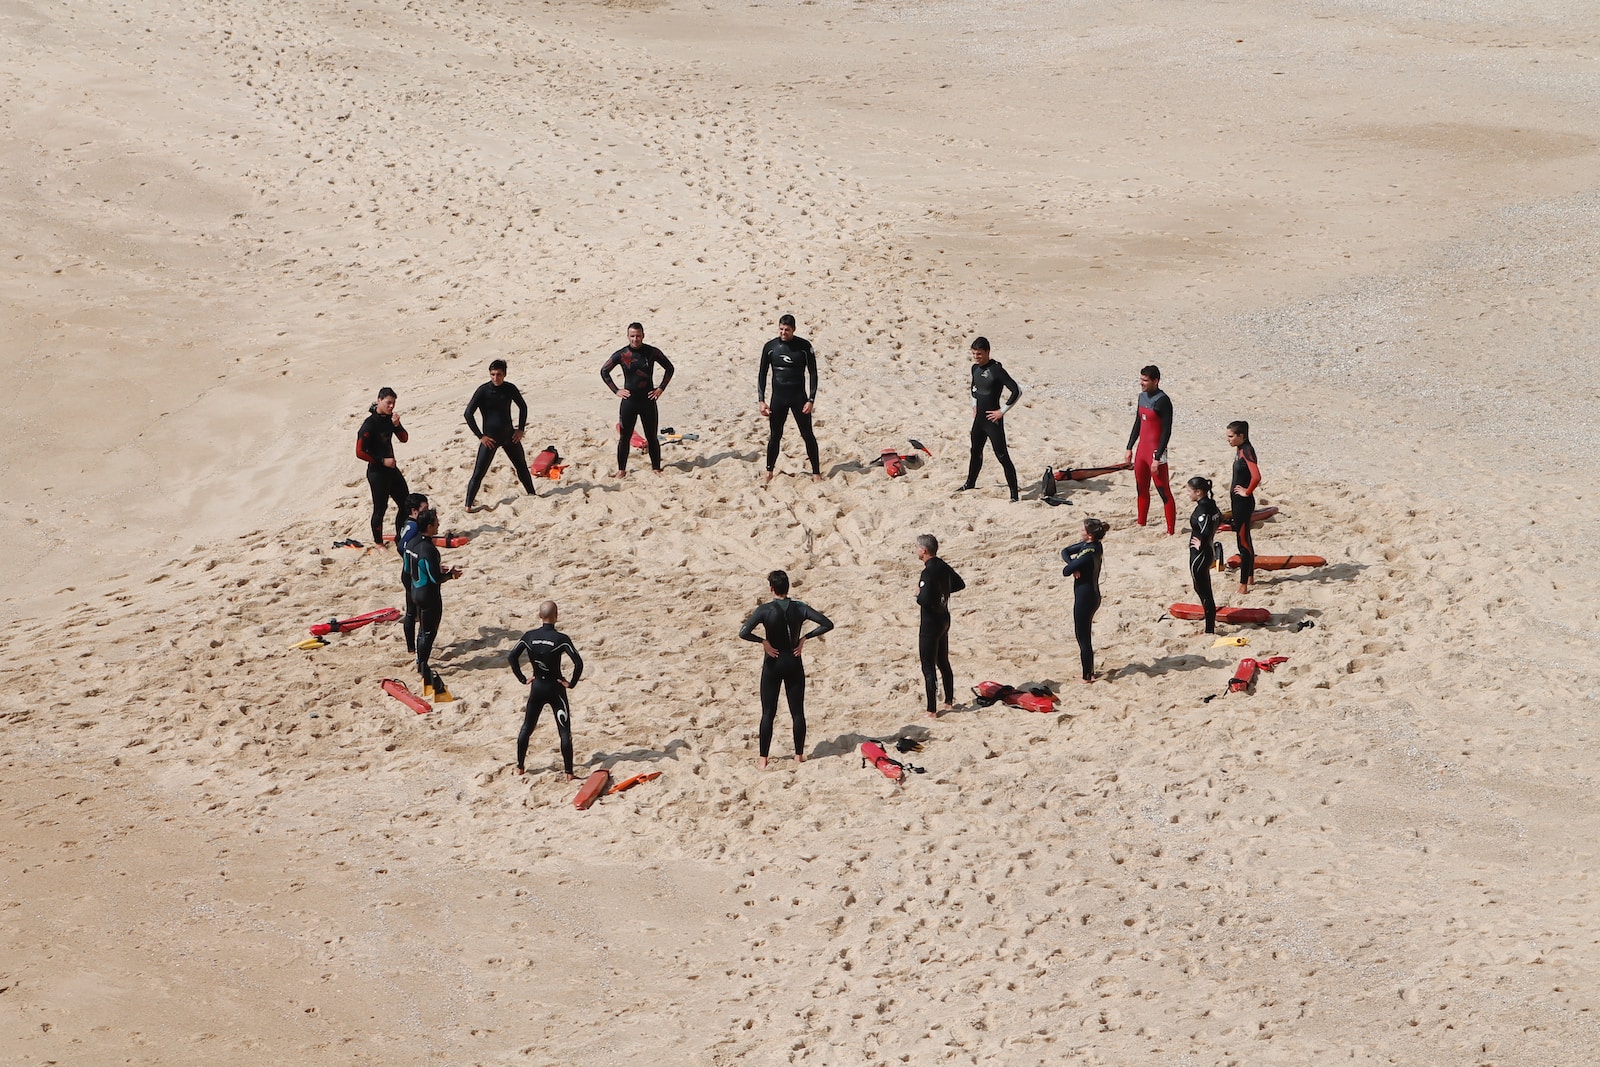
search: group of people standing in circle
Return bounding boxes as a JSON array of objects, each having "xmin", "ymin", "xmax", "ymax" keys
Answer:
[{"xmin": 349, "ymin": 323, "xmax": 1267, "ymax": 773}]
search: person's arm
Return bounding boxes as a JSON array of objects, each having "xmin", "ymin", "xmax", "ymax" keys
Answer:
[
  {"xmin": 511, "ymin": 384, "xmax": 528, "ymax": 434},
  {"xmin": 508, "ymin": 640, "xmax": 531, "ymax": 685},
  {"xmin": 947, "ymin": 565, "xmax": 966, "ymax": 595},
  {"xmin": 1126, "ymin": 409, "xmax": 1141, "ymax": 455},
  {"xmin": 356, "ymin": 423, "xmax": 375, "ymax": 464},
  {"xmin": 563, "ymin": 641, "xmax": 584, "ymax": 687},
  {"xmin": 1154, "ymin": 393, "xmax": 1173, "ymax": 462},
  {"xmin": 1241, "ymin": 448, "xmax": 1261, "ymax": 495},
  {"xmin": 1061, "ymin": 543, "xmax": 1097, "ymax": 577},
  {"xmin": 805, "ymin": 343, "xmax": 819, "ymax": 404},
  {"xmin": 601, "ymin": 352, "xmax": 622, "ymax": 394},
  {"xmin": 464, "ymin": 383, "xmax": 487, "ymax": 439},
  {"xmin": 738, "ymin": 605, "xmax": 766, "ymax": 642},
  {"xmin": 655, "ymin": 350, "xmax": 675, "ymax": 391},
  {"xmin": 1000, "ymin": 367, "xmax": 1021, "ymax": 411},
  {"xmin": 757, "ymin": 346, "xmax": 771, "ymax": 404},
  {"xmin": 800, "ymin": 603, "xmax": 834, "ymax": 640}
]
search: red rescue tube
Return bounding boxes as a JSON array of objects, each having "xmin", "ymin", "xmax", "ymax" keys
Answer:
[
  {"xmin": 381, "ymin": 678, "xmax": 432, "ymax": 714},
  {"xmin": 1057, "ymin": 462, "xmax": 1133, "ymax": 481},
  {"xmin": 574, "ymin": 769, "xmax": 612, "ymax": 810},
  {"xmin": 860, "ymin": 742, "xmax": 904, "ymax": 780},
  {"xmin": 383, "ymin": 533, "xmax": 470, "ymax": 548},
  {"xmin": 1226, "ymin": 554, "xmax": 1326, "ymax": 571},
  {"xmin": 1170, "ymin": 603, "xmax": 1271, "ymax": 624},
  {"xmin": 1219, "ymin": 505, "xmax": 1278, "ymax": 532},
  {"xmin": 882, "ymin": 449, "xmax": 906, "ymax": 478},
  {"xmin": 311, "ymin": 606, "xmax": 402, "ymax": 636},
  {"xmin": 530, "ymin": 446, "xmax": 561, "ymax": 477}
]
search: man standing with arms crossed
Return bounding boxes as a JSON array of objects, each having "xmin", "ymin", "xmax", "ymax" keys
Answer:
[
  {"xmin": 758, "ymin": 314, "xmax": 823, "ymax": 484},
  {"xmin": 601, "ymin": 322, "xmax": 675, "ymax": 478},
  {"xmin": 1124, "ymin": 364, "xmax": 1175, "ymax": 534}
]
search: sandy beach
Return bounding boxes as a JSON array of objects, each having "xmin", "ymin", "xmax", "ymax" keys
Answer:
[{"xmin": 3, "ymin": 0, "xmax": 1599, "ymax": 1063}]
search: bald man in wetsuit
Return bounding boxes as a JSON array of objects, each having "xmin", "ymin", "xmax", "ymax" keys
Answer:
[{"xmin": 508, "ymin": 600, "xmax": 584, "ymax": 779}]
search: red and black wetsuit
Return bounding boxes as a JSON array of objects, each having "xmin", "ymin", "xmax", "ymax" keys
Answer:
[
  {"xmin": 739, "ymin": 598, "xmax": 834, "ymax": 758},
  {"xmin": 509, "ymin": 624, "xmax": 584, "ymax": 775},
  {"xmin": 1126, "ymin": 387, "xmax": 1175, "ymax": 532},
  {"xmin": 1061, "ymin": 540, "xmax": 1104, "ymax": 681},
  {"xmin": 1188, "ymin": 496, "xmax": 1223, "ymax": 633},
  {"xmin": 758, "ymin": 336, "xmax": 821, "ymax": 475},
  {"xmin": 1231, "ymin": 442, "xmax": 1262, "ymax": 585},
  {"xmin": 463, "ymin": 379, "xmax": 535, "ymax": 506},
  {"xmin": 356, "ymin": 406, "xmax": 409, "ymax": 544},
  {"xmin": 916, "ymin": 556, "xmax": 966, "ymax": 713},
  {"xmin": 602, "ymin": 343, "xmax": 675, "ymax": 473},
  {"xmin": 964, "ymin": 361, "xmax": 1022, "ymax": 499}
]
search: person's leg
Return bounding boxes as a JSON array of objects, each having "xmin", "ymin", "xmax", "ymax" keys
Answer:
[
  {"xmin": 784, "ymin": 661, "xmax": 807, "ymax": 758},
  {"xmin": 1236, "ymin": 496, "xmax": 1256, "ymax": 590},
  {"xmin": 918, "ymin": 616, "xmax": 939, "ymax": 714},
  {"xmin": 987, "ymin": 419, "xmax": 1019, "ymax": 500},
  {"xmin": 504, "ymin": 440, "xmax": 537, "ymax": 495},
  {"xmin": 516, "ymin": 690, "xmax": 543, "ymax": 771},
  {"xmin": 416, "ymin": 600, "xmax": 442, "ymax": 681},
  {"xmin": 402, "ymin": 584, "xmax": 417, "ymax": 653},
  {"xmin": 385, "ymin": 468, "xmax": 410, "ymax": 542},
  {"xmin": 1132, "ymin": 453, "xmax": 1152, "ymax": 527},
  {"xmin": 765, "ymin": 402, "xmax": 789, "ymax": 473},
  {"xmin": 465, "ymin": 441, "xmax": 497, "ymax": 507},
  {"xmin": 640, "ymin": 400, "xmax": 663, "ymax": 471},
  {"xmin": 616, "ymin": 400, "xmax": 638, "ymax": 473},
  {"xmin": 1153, "ymin": 462, "xmax": 1176, "ymax": 534},
  {"xmin": 792, "ymin": 407, "xmax": 821, "ymax": 476},
  {"xmin": 964, "ymin": 413, "xmax": 986, "ymax": 488},
  {"xmin": 935, "ymin": 616, "xmax": 955, "ymax": 705},
  {"xmin": 367, "ymin": 466, "xmax": 388, "ymax": 544},
  {"xmin": 1192, "ymin": 555, "xmax": 1216, "ymax": 634},
  {"xmin": 758, "ymin": 660, "xmax": 781, "ymax": 759},
  {"xmin": 552, "ymin": 689, "xmax": 575, "ymax": 777},
  {"xmin": 1073, "ymin": 593, "xmax": 1096, "ymax": 681}
]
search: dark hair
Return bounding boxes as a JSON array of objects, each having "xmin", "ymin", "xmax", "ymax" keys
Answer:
[
  {"xmin": 778, "ymin": 314, "xmax": 796, "ymax": 328},
  {"xmin": 377, "ymin": 386, "xmax": 398, "ymax": 400},
  {"xmin": 405, "ymin": 493, "xmax": 430, "ymax": 514},
  {"xmin": 915, "ymin": 533, "xmax": 939, "ymax": 555},
  {"xmin": 1186, "ymin": 476, "xmax": 1213, "ymax": 495},
  {"xmin": 627, "ymin": 321, "xmax": 644, "ymax": 332},
  {"xmin": 768, "ymin": 569, "xmax": 790, "ymax": 596},
  {"xmin": 1227, "ymin": 420, "xmax": 1250, "ymax": 442},
  {"xmin": 1083, "ymin": 518, "xmax": 1110, "ymax": 541},
  {"xmin": 489, "ymin": 358, "xmax": 507, "ymax": 373},
  {"xmin": 1139, "ymin": 365, "xmax": 1160, "ymax": 381},
  {"xmin": 970, "ymin": 336, "xmax": 991, "ymax": 352},
  {"xmin": 416, "ymin": 507, "xmax": 439, "ymax": 532}
]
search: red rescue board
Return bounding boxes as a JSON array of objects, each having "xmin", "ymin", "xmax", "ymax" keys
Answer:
[
  {"xmin": 381, "ymin": 678, "xmax": 432, "ymax": 714},
  {"xmin": 1226, "ymin": 554, "xmax": 1326, "ymax": 570},
  {"xmin": 310, "ymin": 607, "xmax": 402, "ymax": 636},
  {"xmin": 1170, "ymin": 603, "xmax": 1272, "ymax": 624},
  {"xmin": 1057, "ymin": 462, "xmax": 1133, "ymax": 481},
  {"xmin": 1219, "ymin": 505, "xmax": 1278, "ymax": 532},
  {"xmin": 574, "ymin": 769, "xmax": 612, "ymax": 810}
]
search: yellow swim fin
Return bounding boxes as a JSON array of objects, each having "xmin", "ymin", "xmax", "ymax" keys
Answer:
[
  {"xmin": 294, "ymin": 637, "xmax": 328, "ymax": 650},
  {"xmin": 1212, "ymin": 635, "xmax": 1249, "ymax": 648}
]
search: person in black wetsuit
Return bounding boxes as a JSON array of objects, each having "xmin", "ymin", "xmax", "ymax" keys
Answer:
[
  {"xmin": 758, "ymin": 314, "xmax": 822, "ymax": 484},
  {"xmin": 1185, "ymin": 476, "xmax": 1223, "ymax": 634},
  {"xmin": 1060, "ymin": 518, "xmax": 1110, "ymax": 683},
  {"xmin": 463, "ymin": 359, "xmax": 536, "ymax": 509},
  {"xmin": 915, "ymin": 534, "xmax": 967, "ymax": 717},
  {"xmin": 508, "ymin": 600, "xmax": 584, "ymax": 779},
  {"xmin": 397, "ymin": 493, "xmax": 429, "ymax": 653},
  {"xmin": 405, "ymin": 508, "xmax": 461, "ymax": 697},
  {"xmin": 738, "ymin": 570, "xmax": 834, "ymax": 768},
  {"xmin": 957, "ymin": 337, "xmax": 1021, "ymax": 501},
  {"xmin": 1227, "ymin": 420, "xmax": 1262, "ymax": 595},
  {"xmin": 601, "ymin": 322, "xmax": 675, "ymax": 478},
  {"xmin": 355, "ymin": 387, "xmax": 410, "ymax": 546}
]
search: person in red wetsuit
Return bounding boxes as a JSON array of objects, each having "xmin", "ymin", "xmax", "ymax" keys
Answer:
[
  {"xmin": 1227, "ymin": 420, "xmax": 1263, "ymax": 595},
  {"xmin": 1123, "ymin": 365, "xmax": 1175, "ymax": 534},
  {"xmin": 356, "ymin": 387, "xmax": 410, "ymax": 547}
]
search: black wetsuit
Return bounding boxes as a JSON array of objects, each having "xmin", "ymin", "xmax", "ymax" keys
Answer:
[
  {"xmin": 509, "ymin": 624, "xmax": 584, "ymax": 775},
  {"xmin": 758, "ymin": 335, "xmax": 821, "ymax": 475},
  {"xmin": 406, "ymin": 537, "xmax": 452, "ymax": 685},
  {"xmin": 739, "ymin": 598, "xmax": 834, "ymax": 758},
  {"xmin": 916, "ymin": 556, "xmax": 966, "ymax": 713},
  {"xmin": 965, "ymin": 360, "xmax": 1021, "ymax": 499},
  {"xmin": 1061, "ymin": 540, "xmax": 1104, "ymax": 681},
  {"xmin": 397, "ymin": 517, "xmax": 423, "ymax": 653},
  {"xmin": 356, "ymin": 406, "xmax": 410, "ymax": 544},
  {"xmin": 463, "ymin": 379, "xmax": 535, "ymax": 506},
  {"xmin": 1188, "ymin": 497, "xmax": 1223, "ymax": 633},
  {"xmin": 1231, "ymin": 442, "xmax": 1261, "ymax": 586},
  {"xmin": 601, "ymin": 343, "xmax": 675, "ymax": 473}
]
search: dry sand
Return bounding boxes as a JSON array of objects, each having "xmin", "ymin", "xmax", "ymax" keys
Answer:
[{"xmin": 3, "ymin": 0, "xmax": 1600, "ymax": 1063}]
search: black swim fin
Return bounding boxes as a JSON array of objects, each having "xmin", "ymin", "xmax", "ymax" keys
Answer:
[
  {"xmin": 895, "ymin": 737, "xmax": 923, "ymax": 754},
  {"xmin": 1041, "ymin": 466, "xmax": 1057, "ymax": 499},
  {"xmin": 1044, "ymin": 495, "xmax": 1074, "ymax": 507},
  {"xmin": 908, "ymin": 438, "xmax": 932, "ymax": 457}
]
